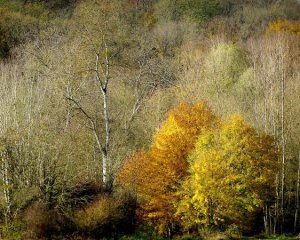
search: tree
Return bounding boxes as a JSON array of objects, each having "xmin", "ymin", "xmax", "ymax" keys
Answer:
[
  {"xmin": 64, "ymin": 0, "xmax": 132, "ymax": 189},
  {"xmin": 119, "ymin": 102, "xmax": 217, "ymax": 236},
  {"xmin": 176, "ymin": 41, "xmax": 249, "ymax": 115},
  {"xmin": 117, "ymin": 150, "xmax": 150, "ymax": 193},
  {"xmin": 0, "ymin": 2, "xmax": 49, "ymax": 58},
  {"xmin": 176, "ymin": 115, "xmax": 279, "ymax": 233},
  {"xmin": 64, "ymin": 0, "xmax": 175, "ymax": 189},
  {"xmin": 245, "ymin": 32, "xmax": 300, "ymax": 233}
]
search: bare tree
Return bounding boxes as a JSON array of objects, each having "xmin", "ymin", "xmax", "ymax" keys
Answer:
[{"xmin": 67, "ymin": 43, "xmax": 111, "ymax": 187}]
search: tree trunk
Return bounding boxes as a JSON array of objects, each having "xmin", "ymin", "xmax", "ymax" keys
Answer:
[
  {"xmin": 280, "ymin": 58, "xmax": 286, "ymax": 233},
  {"xmin": 1, "ymin": 150, "xmax": 12, "ymax": 226},
  {"xmin": 263, "ymin": 205, "xmax": 268, "ymax": 234},
  {"xmin": 100, "ymin": 44, "xmax": 110, "ymax": 188},
  {"xmin": 294, "ymin": 151, "xmax": 300, "ymax": 232}
]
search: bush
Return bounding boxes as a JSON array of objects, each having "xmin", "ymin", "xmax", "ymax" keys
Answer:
[
  {"xmin": 226, "ymin": 224, "xmax": 241, "ymax": 239},
  {"xmin": 198, "ymin": 227, "xmax": 227, "ymax": 240},
  {"xmin": 0, "ymin": 222, "xmax": 22, "ymax": 240},
  {"xmin": 0, "ymin": 5, "xmax": 42, "ymax": 58},
  {"xmin": 22, "ymin": 202, "xmax": 74, "ymax": 239},
  {"xmin": 73, "ymin": 191, "xmax": 136, "ymax": 238}
]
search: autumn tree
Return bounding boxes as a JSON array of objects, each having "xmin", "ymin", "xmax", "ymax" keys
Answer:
[
  {"xmin": 119, "ymin": 102, "xmax": 217, "ymax": 237},
  {"xmin": 117, "ymin": 150, "xmax": 150, "ymax": 193},
  {"xmin": 176, "ymin": 115, "xmax": 278, "ymax": 233}
]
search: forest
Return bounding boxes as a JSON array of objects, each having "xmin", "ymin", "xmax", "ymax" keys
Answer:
[{"xmin": 0, "ymin": 0, "xmax": 300, "ymax": 239}]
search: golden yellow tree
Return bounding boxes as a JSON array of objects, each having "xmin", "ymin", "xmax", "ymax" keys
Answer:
[
  {"xmin": 176, "ymin": 115, "xmax": 279, "ymax": 232},
  {"xmin": 119, "ymin": 102, "xmax": 217, "ymax": 236}
]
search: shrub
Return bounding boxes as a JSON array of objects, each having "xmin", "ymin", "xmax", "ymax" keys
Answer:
[
  {"xmin": 22, "ymin": 202, "xmax": 73, "ymax": 239},
  {"xmin": 73, "ymin": 191, "xmax": 136, "ymax": 238},
  {"xmin": 0, "ymin": 222, "xmax": 22, "ymax": 240},
  {"xmin": 226, "ymin": 224, "xmax": 241, "ymax": 239}
]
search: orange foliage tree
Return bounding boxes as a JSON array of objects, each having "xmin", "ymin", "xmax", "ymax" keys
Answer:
[
  {"xmin": 118, "ymin": 150, "xmax": 150, "ymax": 193},
  {"xmin": 118, "ymin": 102, "xmax": 217, "ymax": 236}
]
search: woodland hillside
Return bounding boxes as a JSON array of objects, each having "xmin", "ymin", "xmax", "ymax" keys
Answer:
[{"xmin": 0, "ymin": 0, "xmax": 300, "ymax": 239}]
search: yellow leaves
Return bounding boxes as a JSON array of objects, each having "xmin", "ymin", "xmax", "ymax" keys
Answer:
[
  {"xmin": 119, "ymin": 102, "xmax": 278, "ymax": 235},
  {"xmin": 177, "ymin": 114, "xmax": 278, "ymax": 231},
  {"xmin": 158, "ymin": 115, "xmax": 183, "ymax": 136},
  {"xmin": 151, "ymin": 102, "xmax": 217, "ymax": 161}
]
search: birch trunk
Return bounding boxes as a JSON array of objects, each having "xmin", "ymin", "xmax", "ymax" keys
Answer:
[{"xmin": 280, "ymin": 57, "xmax": 286, "ymax": 233}]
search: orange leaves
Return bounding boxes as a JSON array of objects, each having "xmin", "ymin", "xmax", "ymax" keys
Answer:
[
  {"xmin": 149, "ymin": 101, "xmax": 216, "ymax": 190},
  {"xmin": 117, "ymin": 150, "xmax": 150, "ymax": 191},
  {"xmin": 118, "ymin": 101, "xmax": 217, "ymax": 235},
  {"xmin": 267, "ymin": 20, "xmax": 300, "ymax": 35}
]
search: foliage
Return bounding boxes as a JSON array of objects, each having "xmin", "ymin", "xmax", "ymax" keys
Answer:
[
  {"xmin": 73, "ymin": 195, "xmax": 121, "ymax": 235},
  {"xmin": 154, "ymin": 0, "xmax": 227, "ymax": 24},
  {"xmin": 0, "ymin": 1, "xmax": 51, "ymax": 58},
  {"xmin": 267, "ymin": 20, "xmax": 300, "ymax": 35},
  {"xmin": 216, "ymin": 1, "xmax": 300, "ymax": 40},
  {"xmin": 0, "ymin": 0, "xmax": 299, "ymax": 238},
  {"xmin": 119, "ymin": 102, "xmax": 217, "ymax": 236},
  {"xmin": 204, "ymin": 43, "xmax": 249, "ymax": 91},
  {"xmin": 0, "ymin": 222, "xmax": 22, "ymax": 240},
  {"xmin": 144, "ymin": 102, "xmax": 216, "ymax": 236},
  {"xmin": 117, "ymin": 151, "xmax": 151, "ymax": 192},
  {"xmin": 0, "ymin": 0, "xmax": 47, "ymax": 16},
  {"xmin": 73, "ymin": 192, "xmax": 136, "ymax": 238},
  {"xmin": 22, "ymin": 202, "xmax": 72, "ymax": 239},
  {"xmin": 225, "ymin": 224, "xmax": 241, "ymax": 239},
  {"xmin": 176, "ymin": 115, "xmax": 278, "ymax": 232}
]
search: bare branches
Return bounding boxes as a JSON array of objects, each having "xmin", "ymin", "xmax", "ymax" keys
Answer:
[{"xmin": 66, "ymin": 46, "xmax": 112, "ymax": 187}]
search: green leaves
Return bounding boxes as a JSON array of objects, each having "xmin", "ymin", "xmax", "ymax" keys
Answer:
[
  {"xmin": 154, "ymin": 0, "xmax": 226, "ymax": 24},
  {"xmin": 204, "ymin": 43, "xmax": 249, "ymax": 92}
]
